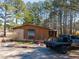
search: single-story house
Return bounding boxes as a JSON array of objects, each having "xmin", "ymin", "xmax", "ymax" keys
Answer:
[{"xmin": 13, "ymin": 24, "xmax": 57, "ymax": 42}]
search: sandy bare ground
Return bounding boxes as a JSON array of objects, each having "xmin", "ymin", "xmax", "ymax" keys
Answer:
[
  {"xmin": 0, "ymin": 43, "xmax": 79, "ymax": 59},
  {"xmin": 0, "ymin": 31, "xmax": 17, "ymax": 42}
]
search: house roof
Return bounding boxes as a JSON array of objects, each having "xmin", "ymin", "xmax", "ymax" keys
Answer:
[{"xmin": 13, "ymin": 24, "xmax": 51, "ymax": 30}]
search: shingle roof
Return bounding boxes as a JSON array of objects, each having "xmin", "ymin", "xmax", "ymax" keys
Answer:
[{"xmin": 13, "ymin": 23, "xmax": 50, "ymax": 30}]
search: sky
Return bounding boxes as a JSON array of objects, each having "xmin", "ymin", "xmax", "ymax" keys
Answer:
[{"xmin": 23, "ymin": 0, "xmax": 45, "ymax": 3}]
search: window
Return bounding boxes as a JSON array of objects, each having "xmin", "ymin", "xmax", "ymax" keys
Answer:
[{"xmin": 27, "ymin": 29, "xmax": 36, "ymax": 39}]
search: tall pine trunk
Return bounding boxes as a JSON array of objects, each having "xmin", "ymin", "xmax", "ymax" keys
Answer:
[
  {"xmin": 59, "ymin": 9, "xmax": 63, "ymax": 35},
  {"xmin": 69, "ymin": 10, "xmax": 73, "ymax": 35},
  {"xmin": 4, "ymin": 13, "xmax": 6, "ymax": 37},
  {"xmin": 4, "ymin": 0, "xmax": 7, "ymax": 37},
  {"xmin": 63, "ymin": 10, "xmax": 67, "ymax": 34}
]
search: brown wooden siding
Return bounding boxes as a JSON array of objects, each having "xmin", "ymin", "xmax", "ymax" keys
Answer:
[
  {"xmin": 13, "ymin": 24, "xmax": 57, "ymax": 41},
  {"xmin": 23, "ymin": 25, "xmax": 49, "ymax": 41}
]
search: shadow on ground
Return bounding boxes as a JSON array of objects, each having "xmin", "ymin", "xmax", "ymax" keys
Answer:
[{"xmin": 6, "ymin": 47, "xmax": 71, "ymax": 59}]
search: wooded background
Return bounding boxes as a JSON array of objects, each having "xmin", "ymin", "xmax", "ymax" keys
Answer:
[{"xmin": 0, "ymin": 0, "xmax": 79, "ymax": 36}]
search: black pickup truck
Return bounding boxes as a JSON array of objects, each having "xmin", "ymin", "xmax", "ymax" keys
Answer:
[{"xmin": 44, "ymin": 35, "xmax": 72, "ymax": 54}]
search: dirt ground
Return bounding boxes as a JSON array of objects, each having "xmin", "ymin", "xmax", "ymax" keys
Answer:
[{"xmin": 0, "ymin": 42, "xmax": 79, "ymax": 59}]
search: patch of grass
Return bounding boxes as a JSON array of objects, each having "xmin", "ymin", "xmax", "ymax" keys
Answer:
[
  {"xmin": 16, "ymin": 41, "xmax": 34, "ymax": 45},
  {"xmin": 17, "ymin": 41, "xmax": 25, "ymax": 44}
]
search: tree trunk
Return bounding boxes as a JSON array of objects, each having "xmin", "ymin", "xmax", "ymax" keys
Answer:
[
  {"xmin": 70, "ymin": 10, "xmax": 73, "ymax": 35},
  {"xmin": 4, "ymin": 0, "xmax": 7, "ymax": 37},
  {"xmin": 73, "ymin": 11, "xmax": 76, "ymax": 34},
  {"xmin": 59, "ymin": 9, "xmax": 63, "ymax": 35},
  {"xmin": 63, "ymin": 10, "xmax": 67, "ymax": 34},
  {"xmin": 16, "ymin": 18, "xmax": 18, "ymax": 24},
  {"xmin": 4, "ymin": 16, "xmax": 6, "ymax": 37}
]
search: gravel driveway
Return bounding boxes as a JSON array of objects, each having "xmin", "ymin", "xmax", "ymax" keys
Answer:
[{"xmin": 0, "ymin": 44, "xmax": 79, "ymax": 59}]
